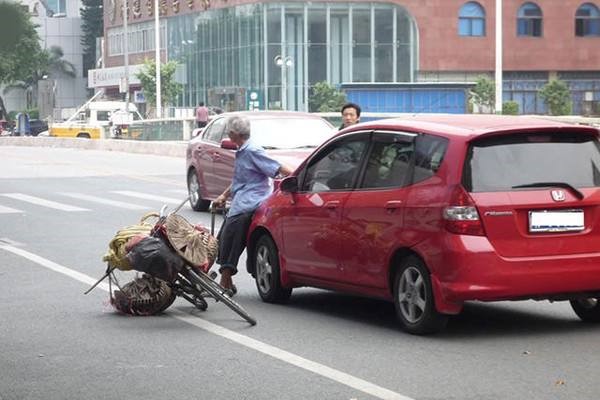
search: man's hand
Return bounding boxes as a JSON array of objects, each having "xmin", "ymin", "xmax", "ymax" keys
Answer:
[
  {"xmin": 214, "ymin": 193, "xmax": 227, "ymax": 208},
  {"xmin": 278, "ymin": 163, "xmax": 294, "ymax": 178}
]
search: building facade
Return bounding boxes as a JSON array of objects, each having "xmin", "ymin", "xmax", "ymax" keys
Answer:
[
  {"xmin": 93, "ymin": 0, "xmax": 600, "ymax": 115},
  {"xmin": 4, "ymin": 0, "xmax": 87, "ymax": 118}
]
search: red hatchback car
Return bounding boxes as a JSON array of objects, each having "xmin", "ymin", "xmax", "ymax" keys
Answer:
[
  {"xmin": 186, "ymin": 111, "xmax": 335, "ymax": 211},
  {"xmin": 245, "ymin": 114, "xmax": 600, "ymax": 334}
]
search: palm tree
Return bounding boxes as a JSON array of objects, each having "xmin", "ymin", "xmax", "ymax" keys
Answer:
[
  {"xmin": 3, "ymin": 45, "xmax": 76, "ymax": 109},
  {"xmin": 46, "ymin": 45, "xmax": 77, "ymax": 77}
]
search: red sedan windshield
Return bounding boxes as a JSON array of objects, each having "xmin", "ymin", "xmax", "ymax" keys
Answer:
[{"xmin": 249, "ymin": 118, "xmax": 334, "ymax": 149}]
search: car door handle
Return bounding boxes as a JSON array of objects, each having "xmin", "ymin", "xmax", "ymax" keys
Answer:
[
  {"xmin": 385, "ymin": 200, "xmax": 403, "ymax": 210},
  {"xmin": 324, "ymin": 200, "xmax": 340, "ymax": 209}
]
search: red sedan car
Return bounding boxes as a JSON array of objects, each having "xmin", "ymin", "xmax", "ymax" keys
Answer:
[
  {"xmin": 245, "ymin": 114, "xmax": 600, "ymax": 334},
  {"xmin": 186, "ymin": 111, "xmax": 335, "ymax": 211}
]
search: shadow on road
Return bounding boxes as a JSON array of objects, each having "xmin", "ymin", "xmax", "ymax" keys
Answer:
[{"xmin": 283, "ymin": 290, "xmax": 600, "ymax": 338}]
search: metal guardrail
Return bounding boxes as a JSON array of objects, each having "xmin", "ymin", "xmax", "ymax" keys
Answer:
[
  {"xmin": 116, "ymin": 112, "xmax": 600, "ymax": 142},
  {"xmin": 123, "ymin": 118, "xmax": 195, "ymax": 141}
]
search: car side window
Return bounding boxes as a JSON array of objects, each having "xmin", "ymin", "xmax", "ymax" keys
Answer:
[
  {"xmin": 97, "ymin": 111, "xmax": 111, "ymax": 122},
  {"xmin": 361, "ymin": 134, "xmax": 415, "ymax": 189},
  {"xmin": 301, "ymin": 134, "xmax": 370, "ymax": 192},
  {"xmin": 203, "ymin": 118, "xmax": 225, "ymax": 143},
  {"xmin": 412, "ymin": 134, "xmax": 449, "ymax": 183}
]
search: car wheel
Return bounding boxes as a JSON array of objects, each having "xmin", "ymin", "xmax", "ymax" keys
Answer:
[
  {"xmin": 570, "ymin": 298, "xmax": 600, "ymax": 322},
  {"xmin": 393, "ymin": 256, "xmax": 448, "ymax": 335},
  {"xmin": 254, "ymin": 235, "xmax": 292, "ymax": 303},
  {"xmin": 187, "ymin": 169, "xmax": 211, "ymax": 211},
  {"xmin": 77, "ymin": 132, "xmax": 91, "ymax": 138}
]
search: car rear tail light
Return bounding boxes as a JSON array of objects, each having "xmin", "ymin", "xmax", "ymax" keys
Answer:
[{"xmin": 443, "ymin": 185, "xmax": 485, "ymax": 236}]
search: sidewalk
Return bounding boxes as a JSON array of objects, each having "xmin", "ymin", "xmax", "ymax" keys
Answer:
[{"xmin": 0, "ymin": 136, "xmax": 187, "ymax": 158}]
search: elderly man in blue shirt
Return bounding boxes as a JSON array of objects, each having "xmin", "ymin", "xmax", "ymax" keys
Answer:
[{"xmin": 213, "ymin": 115, "xmax": 293, "ymax": 294}]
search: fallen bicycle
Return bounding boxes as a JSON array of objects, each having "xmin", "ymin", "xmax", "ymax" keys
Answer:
[{"xmin": 85, "ymin": 197, "xmax": 257, "ymax": 326}]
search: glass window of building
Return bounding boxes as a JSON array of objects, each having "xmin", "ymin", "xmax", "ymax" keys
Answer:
[
  {"xmin": 575, "ymin": 3, "xmax": 600, "ymax": 37},
  {"xmin": 517, "ymin": 2, "xmax": 542, "ymax": 37},
  {"xmin": 46, "ymin": 0, "xmax": 66, "ymax": 14},
  {"xmin": 168, "ymin": 2, "xmax": 416, "ymax": 111},
  {"xmin": 458, "ymin": 2, "xmax": 486, "ymax": 37},
  {"xmin": 107, "ymin": 21, "xmax": 166, "ymax": 56},
  {"xmin": 352, "ymin": 5, "xmax": 371, "ymax": 82}
]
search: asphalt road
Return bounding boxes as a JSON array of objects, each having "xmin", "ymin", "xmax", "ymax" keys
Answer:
[{"xmin": 1, "ymin": 146, "xmax": 599, "ymax": 400}]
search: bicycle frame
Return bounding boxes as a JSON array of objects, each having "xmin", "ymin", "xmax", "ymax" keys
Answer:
[{"xmin": 86, "ymin": 196, "xmax": 256, "ymax": 325}]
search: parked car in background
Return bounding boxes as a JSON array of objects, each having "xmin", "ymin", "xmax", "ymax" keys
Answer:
[
  {"xmin": 186, "ymin": 111, "xmax": 335, "ymax": 211},
  {"xmin": 245, "ymin": 114, "xmax": 600, "ymax": 334},
  {"xmin": 0, "ymin": 119, "xmax": 12, "ymax": 136},
  {"xmin": 28, "ymin": 119, "xmax": 49, "ymax": 136}
]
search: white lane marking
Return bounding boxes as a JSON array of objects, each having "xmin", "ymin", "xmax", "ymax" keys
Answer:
[
  {"xmin": 1, "ymin": 193, "xmax": 90, "ymax": 211},
  {"xmin": 0, "ymin": 204, "xmax": 22, "ymax": 214},
  {"xmin": 0, "ymin": 243, "xmax": 109, "ymax": 291},
  {"xmin": 60, "ymin": 193, "xmax": 151, "ymax": 210},
  {"xmin": 0, "ymin": 238, "xmax": 25, "ymax": 246},
  {"xmin": 0, "ymin": 243, "xmax": 414, "ymax": 400},
  {"xmin": 111, "ymin": 191, "xmax": 182, "ymax": 205},
  {"xmin": 173, "ymin": 311, "xmax": 414, "ymax": 400}
]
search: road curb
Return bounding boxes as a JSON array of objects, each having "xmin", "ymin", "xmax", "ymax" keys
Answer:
[{"xmin": 0, "ymin": 136, "xmax": 186, "ymax": 158}]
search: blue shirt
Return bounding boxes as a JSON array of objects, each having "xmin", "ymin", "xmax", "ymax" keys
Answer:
[{"xmin": 229, "ymin": 139, "xmax": 281, "ymax": 217}]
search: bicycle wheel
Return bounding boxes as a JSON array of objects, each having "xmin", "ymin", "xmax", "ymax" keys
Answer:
[
  {"xmin": 183, "ymin": 267, "xmax": 257, "ymax": 326},
  {"xmin": 172, "ymin": 280, "xmax": 208, "ymax": 311}
]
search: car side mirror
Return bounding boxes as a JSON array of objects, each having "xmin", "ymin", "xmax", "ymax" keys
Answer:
[
  {"xmin": 280, "ymin": 176, "xmax": 298, "ymax": 193},
  {"xmin": 221, "ymin": 138, "xmax": 238, "ymax": 150}
]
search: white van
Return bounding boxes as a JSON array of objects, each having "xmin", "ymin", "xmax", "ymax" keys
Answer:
[{"xmin": 50, "ymin": 101, "xmax": 143, "ymax": 139}]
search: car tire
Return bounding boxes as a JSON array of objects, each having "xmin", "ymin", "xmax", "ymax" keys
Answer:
[
  {"xmin": 77, "ymin": 132, "xmax": 91, "ymax": 138},
  {"xmin": 393, "ymin": 256, "xmax": 448, "ymax": 335},
  {"xmin": 570, "ymin": 298, "xmax": 600, "ymax": 322},
  {"xmin": 187, "ymin": 169, "xmax": 211, "ymax": 212},
  {"xmin": 254, "ymin": 235, "xmax": 292, "ymax": 303}
]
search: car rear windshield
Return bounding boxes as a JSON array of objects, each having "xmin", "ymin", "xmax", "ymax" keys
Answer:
[
  {"xmin": 250, "ymin": 118, "xmax": 334, "ymax": 149},
  {"xmin": 463, "ymin": 131, "xmax": 600, "ymax": 192}
]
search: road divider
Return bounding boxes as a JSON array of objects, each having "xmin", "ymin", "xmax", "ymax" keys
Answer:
[{"xmin": 0, "ymin": 136, "xmax": 187, "ymax": 158}]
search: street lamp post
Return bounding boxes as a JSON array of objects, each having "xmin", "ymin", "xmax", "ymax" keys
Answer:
[
  {"xmin": 274, "ymin": 55, "xmax": 293, "ymax": 110},
  {"xmin": 154, "ymin": 0, "xmax": 161, "ymax": 118},
  {"xmin": 495, "ymin": 0, "xmax": 503, "ymax": 113},
  {"xmin": 122, "ymin": 0, "xmax": 129, "ymax": 109}
]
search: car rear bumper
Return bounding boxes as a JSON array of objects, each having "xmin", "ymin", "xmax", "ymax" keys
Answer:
[{"xmin": 427, "ymin": 235, "xmax": 600, "ymax": 310}]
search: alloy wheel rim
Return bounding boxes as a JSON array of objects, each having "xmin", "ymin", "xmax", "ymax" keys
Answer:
[
  {"xmin": 398, "ymin": 266, "xmax": 427, "ymax": 323},
  {"xmin": 578, "ymin": 298, "xmax": 599, "ymax": 309},
  {"xmin": 188, "ymin": 174, "xmax": 199, "ymax": 204},
  {"xmin": 256, "ymin": 245, "xmax": 273, "ymax": 293}
]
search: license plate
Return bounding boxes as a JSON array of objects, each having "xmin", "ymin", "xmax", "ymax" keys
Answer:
[{"xmin": 529, "ymin": 209, "xmax": 584, "ymax": 233}]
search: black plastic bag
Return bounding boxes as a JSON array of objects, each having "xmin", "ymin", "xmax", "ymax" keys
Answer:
[{"xmin": 126, "ymin": 236, "xmax": 184, "ymax": 282}]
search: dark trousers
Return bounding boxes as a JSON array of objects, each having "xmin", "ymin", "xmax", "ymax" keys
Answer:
[{"xmin": 216, "ymin": 211, "xmax": 254, "ymax": 275}]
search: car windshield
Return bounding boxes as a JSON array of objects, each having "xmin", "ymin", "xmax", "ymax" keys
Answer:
[
  {"xmin": 464, "ymin": 131, "xmax": 600, "ymax": 192},
  {"xmin": 249, "ymin": 118, "xmax": 334, "ymax": 149}
]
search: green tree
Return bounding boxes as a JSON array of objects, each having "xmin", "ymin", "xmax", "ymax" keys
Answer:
[
  {"xmin": 3, "ymin": 45, "xmax": 76, "ymax": 110},
  {"xmin": 502, "ymin": 101, "xmax": 519, "ymax": 115},
  {"xmin": 0, "ymin": 1, "xmax": 46, "ymax": 120},
  {"xmin": 539, "ymin": 79, "xmax": 572, "ymax": 116},
  {"xmin": 80, "ymin": 0, "xmax": 103, "ymax": 77},
  {"xmin": 308, "ymin": 81, "xmax": 347, "ymax": 112},
  {"xmin": 469, "ymin": 76, "xmax": 495, "ymax": 113},
  {"xmin": 136, "ymin": 59, "xmax": 183, "ymax": 117}
]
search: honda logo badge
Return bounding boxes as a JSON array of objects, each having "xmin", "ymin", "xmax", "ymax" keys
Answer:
[{"xmin": 551, "ymin": 190, "xmax": 566, "ymax": 202}]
